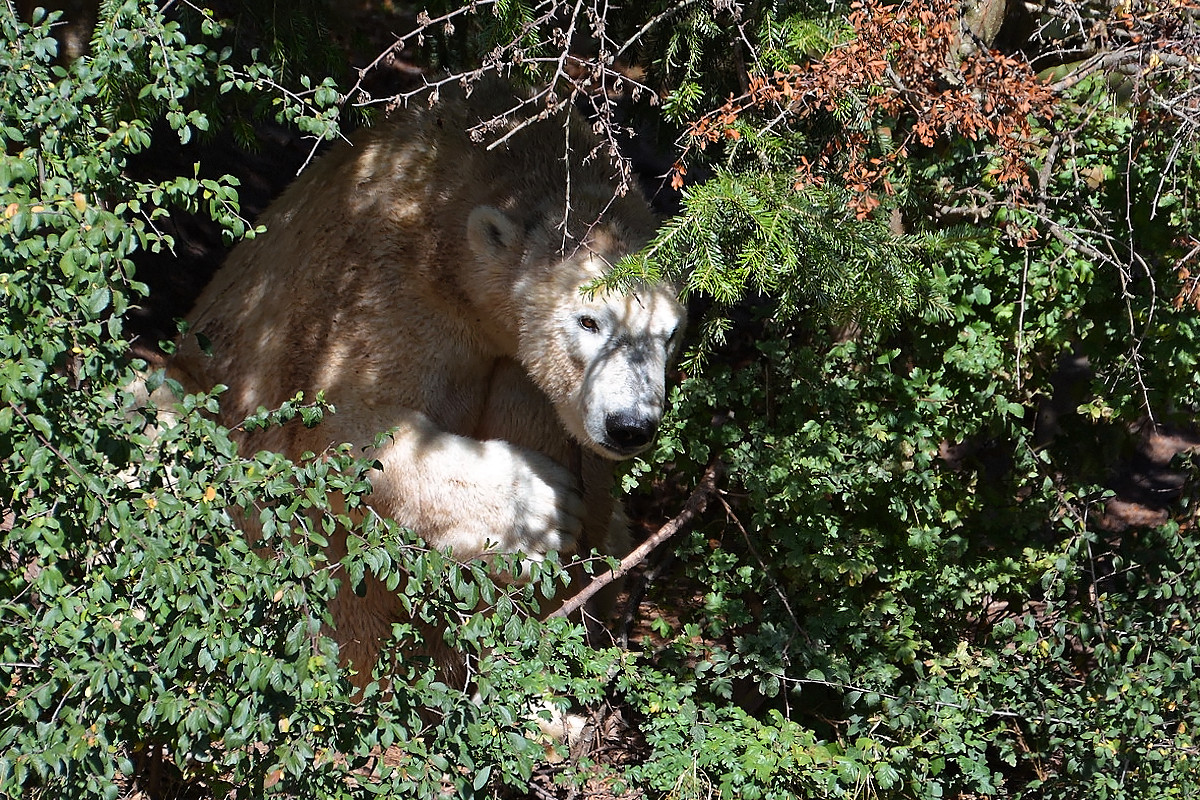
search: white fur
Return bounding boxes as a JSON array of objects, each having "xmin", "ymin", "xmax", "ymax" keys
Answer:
[{"xmin": 165, "ymin": 84, "xmax": 685, "ymax": 695}]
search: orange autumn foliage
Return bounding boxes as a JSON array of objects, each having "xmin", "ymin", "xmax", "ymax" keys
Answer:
[{"xmin": 679, "ymin": 0, "xmax": 1058, "ymax": 218}]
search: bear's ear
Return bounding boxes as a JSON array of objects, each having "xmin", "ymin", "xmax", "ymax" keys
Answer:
[{"xmin": 467, "ymin": 205, "xmax": 522, "ymax": 259}]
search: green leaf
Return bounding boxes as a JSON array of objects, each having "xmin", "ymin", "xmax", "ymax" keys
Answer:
[{"xmin": 86, "ymin": 286, "xmax": 111, "ymax": 316}]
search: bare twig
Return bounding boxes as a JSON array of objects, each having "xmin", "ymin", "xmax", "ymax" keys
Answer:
[
  {"xmin": 782, "ymin": 673, "xmax": 1079, "ymax": 727},
  {"xmin": 342, "ymin": 1, "xmax": 498, "ymax": 108},
  {"xmin": 717, "ymin": 493, "xmax": 804, "ymax": 642},
  {"xmin": 613, "ymin": 0, "xmax": 703, "ymax": 61},
  {"xmin": 1049, "ymin": 47, "xmax": 1190, "ymax": 93},
  {"xmin": 549, "ymin": 460, "xmax": 723, "ymax": 620},
  {"xmin": 617, "ymin": 551, "xmax": 674, "ymax": 646}
]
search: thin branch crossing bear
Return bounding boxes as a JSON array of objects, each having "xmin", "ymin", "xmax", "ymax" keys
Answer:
[{"xmin": 164, "ymin": 82, "xmax": 686, "ymax": 687}]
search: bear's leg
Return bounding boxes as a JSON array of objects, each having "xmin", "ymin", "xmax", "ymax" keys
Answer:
[
  {"xmin": 356, "ymin": 406, "xmax": 585, "ymax": 564},
  {"xmin": 471, "ymin": 361, "xmax": 631, "ymax": 750}
]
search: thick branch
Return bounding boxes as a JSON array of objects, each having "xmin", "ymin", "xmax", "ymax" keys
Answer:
[
  {"xmin": 1048, "ymin": 47, "xmax": 1189, "ymax": 93},
  {"xmin": 548, "ymin": 459, "xmax": 723, "ymax": 620}
]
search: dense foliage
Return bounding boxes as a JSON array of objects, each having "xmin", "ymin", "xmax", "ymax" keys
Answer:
[
  {"xmin": 0, "ymin": 5, "xmax": 606, "ymax": 798},
  {"xmin": 3, "ymin": 0, "xmax": 1199, "ymax": 798}
]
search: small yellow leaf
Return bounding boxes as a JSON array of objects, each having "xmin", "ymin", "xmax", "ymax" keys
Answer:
[
  {"xmin": 30, "ymin": 205, "xmax": 44, "ymax": 213},
  {"xmin": 203, "ymin": 485, "xmax": 216, "ymax": 502},
  {"xmin": 145, "ymin": 496, "xmax": 158, "ymax": 510},
  {"xmin": 4, "ymin": 203, "xmax": 17, "ymax": 219},
  {"xmin": 73, "ymin": 192, "xmax": 87, "ymax": 211},
  {"xmin": 278, "ymin": 717, "xmax": 290, "ymax": 733}
]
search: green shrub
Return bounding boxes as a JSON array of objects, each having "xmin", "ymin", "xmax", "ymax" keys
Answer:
[
  {"xmin": 4, "ymin": 1, "xmax": 1199, "ymax": 798},
  {"xmin": 0, "ymin": 5, "xmax": 606, "ymax": 798}
]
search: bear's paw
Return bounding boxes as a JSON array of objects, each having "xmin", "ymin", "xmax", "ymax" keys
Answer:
[{"xmin": 478, "ymin": 440, "xmax": 584, "ymax": 565}]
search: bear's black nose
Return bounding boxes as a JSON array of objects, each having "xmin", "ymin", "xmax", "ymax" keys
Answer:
[{"xmin": 605, "ymin": 412, "xmax": 657, "ymax": 453}]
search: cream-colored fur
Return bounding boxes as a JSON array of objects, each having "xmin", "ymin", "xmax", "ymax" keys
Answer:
[{"xmin": 165, "ymin": 83, "xmax": 685, "ymax": 689}]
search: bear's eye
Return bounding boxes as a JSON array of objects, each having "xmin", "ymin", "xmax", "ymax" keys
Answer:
[{"xmin": 578, "ymin": 315, "xmax": 600, "ymax": 333}]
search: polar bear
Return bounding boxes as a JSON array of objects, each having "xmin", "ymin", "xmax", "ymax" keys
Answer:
[{"xmin": 164, "ymin": 82, "xmax": 685, "ymax": 689}]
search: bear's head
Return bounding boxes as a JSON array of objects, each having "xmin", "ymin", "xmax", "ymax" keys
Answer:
[{"xmin": 466, "ymin": 204, "xmax": 685, "ymax": 460}]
